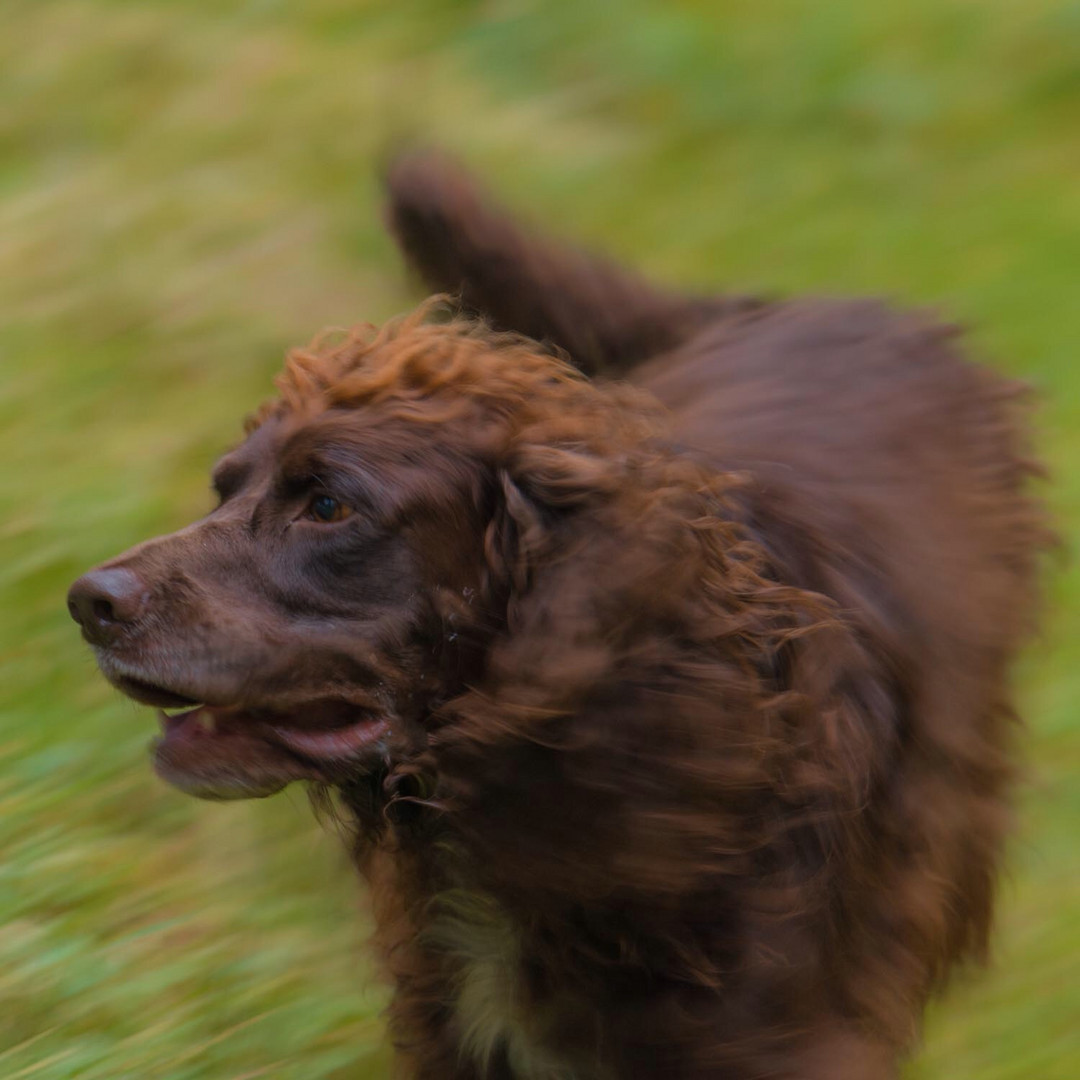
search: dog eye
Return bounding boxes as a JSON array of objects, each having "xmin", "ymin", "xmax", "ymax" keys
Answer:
[{"xmin": 306, "ymin": 495, "xmax": 353, "ymax": 523}]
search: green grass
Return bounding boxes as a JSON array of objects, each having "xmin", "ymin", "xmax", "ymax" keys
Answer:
[{"xmin": 1, "ymin": 1, "xmax": 1077, "ymax": 1076}]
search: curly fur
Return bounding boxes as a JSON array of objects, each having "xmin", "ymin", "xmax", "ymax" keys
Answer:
[
  {"xmin": 72, "ymin": 154, "xmax": 1049, "ymax": 1079},
  {"xmin": 368, "ymin": 158, "xmax": 1046, "ymax": 1077},
  {"xmin": 268, "ymin": 288, "xmax": 1044, "ymax": 1077}
]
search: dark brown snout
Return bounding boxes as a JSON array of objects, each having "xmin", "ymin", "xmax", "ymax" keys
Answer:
[{"xmin": 67, "ymin": 566, "xmax": 148, "ymax": 646}]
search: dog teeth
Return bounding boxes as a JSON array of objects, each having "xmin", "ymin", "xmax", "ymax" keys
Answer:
[
  {"xmin": 161, "ymin": 704, "xmax": 205, "ymax": 717},
  {"xmin": 157, "ymin": 705, "xmax": 216, "ymax": 735}
]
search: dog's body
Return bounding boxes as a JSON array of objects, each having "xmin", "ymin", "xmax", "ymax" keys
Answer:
[{"xmin": 69, "ymin": 156, "xmax": 1046, "ymax": 1078}]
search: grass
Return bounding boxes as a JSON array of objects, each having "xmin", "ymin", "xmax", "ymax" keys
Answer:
[{"xmin": 1, "ymin": 1, "xmax": 1077, "ymax": 1076}]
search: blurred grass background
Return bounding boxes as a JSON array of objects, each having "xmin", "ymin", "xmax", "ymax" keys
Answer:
[{"xmin": 1, "ymin": 1, "xmax": 1077, "ymax": 1077}]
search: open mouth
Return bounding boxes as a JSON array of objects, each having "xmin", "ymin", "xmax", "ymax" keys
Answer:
[
  {"xmin": 157, "ymin": 701, "xmax": 390, "ymax": 762},
  {"xmin": 112, "ymin": 675, "xmax": 391, "ymax": 799}
]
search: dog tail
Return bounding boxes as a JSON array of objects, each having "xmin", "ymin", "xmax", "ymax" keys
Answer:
[{"xmin": 384, "ymin": 150, "xmax": 755, "ymax": 375}]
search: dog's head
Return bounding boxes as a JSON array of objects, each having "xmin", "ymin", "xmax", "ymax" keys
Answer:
[{"xmin": 67, "ymin": 308, "xmax": 666, "ymax": 800}]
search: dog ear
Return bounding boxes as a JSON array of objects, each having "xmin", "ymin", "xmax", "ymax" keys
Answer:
[
  {"xmin": 482, "ymin": 443, "xmax": 617, "ymax": 604},
  {"xmin": 506, "ymin": 443, "xmax": 620, "ymax": 508},
  {"xmin": 484, "ymin": 468, "xmax": 544, "ymax": 598}
]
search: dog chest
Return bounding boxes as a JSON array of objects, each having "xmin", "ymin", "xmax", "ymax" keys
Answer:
[{"xmin": 425, "ymin": 889, "xmax": 585, "ymax": 1080}]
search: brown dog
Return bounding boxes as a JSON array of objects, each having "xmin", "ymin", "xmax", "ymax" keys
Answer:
[{"xmin": 69, "ymin": 154, "xmax": 1046, "ymax": 1079}]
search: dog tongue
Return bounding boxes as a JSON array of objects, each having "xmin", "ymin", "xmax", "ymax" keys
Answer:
[
  {"xmin": 157, "ymin": 704, "xmax": 243, "ymax": 737},
  {"xmin": 158, "ymin": 705, "xmax": 210, "ymax": 733},
  {"xmin": 157, "ymin": 704, "xmax": 388, "ymax": 762},
  {"xmin": 269, "ymin": 718, "xmax": 388, "ymax": 760}
]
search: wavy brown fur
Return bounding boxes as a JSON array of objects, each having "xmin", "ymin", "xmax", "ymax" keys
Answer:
[
  {"xmin": 269, "ymin": 283, "xmax": 1044, "ymax": 1077},
  {"xmin": 70, "ymin": 155, "xmax": 1049, "ymax": 1079}
]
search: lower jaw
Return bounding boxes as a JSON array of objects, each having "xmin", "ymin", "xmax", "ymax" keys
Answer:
[
  {"xmin": 151, "ymin": 710, "xmax": 391, "ymax": 801},
  {"xmin": 152, "ymin": 750, "xmax": 294, "ymax": 800}
]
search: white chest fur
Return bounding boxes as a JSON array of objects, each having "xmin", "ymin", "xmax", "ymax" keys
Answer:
[{"xmin": 423, "ymin": 888, "xmax": 583, "ymax": 1080}]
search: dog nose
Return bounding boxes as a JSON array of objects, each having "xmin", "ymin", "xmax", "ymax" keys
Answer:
[{"xmin": 67, "ymin": 567, "xmax": 149, "ymax": 646}]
